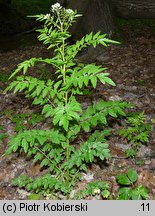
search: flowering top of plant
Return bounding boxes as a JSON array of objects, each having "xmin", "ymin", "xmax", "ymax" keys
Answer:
[
  {"xmin": 44, "ymin": 13, "xmax": 51, "ymax": 20},
  {"xmin": 51, "ymin": 2, "xmax": 62, "ymax": 12},
  {"xmin": 42, "ymin": 2, "xmax": 81, "ymax": 29},
  {"xmin": 66, "ymin": 9, "xmax": 74, "ymax": 15}
]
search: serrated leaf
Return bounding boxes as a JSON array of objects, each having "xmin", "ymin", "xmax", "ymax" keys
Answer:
[
  {"xmin": 33, "ymin": 153, "xmax": 43, "ymax": 163},
  {"xmin": 90, "ymin": 76, "xmax": 97, "ymax": 88},
  {"xmin": 116, "ymin": 174, "xmax": 131, "ymax": 185},
  {"xmin": 40, "ymin": 159, "xmax": 49, "ymax": 168},
  {"xmin": 81, "ymin": 164, "xmax": 87, "ymax": 171},
  {"xmin": 82, "ymin": 122, "xmax": 90, "ymax": 132},
  {"xmin": 101, "ymin": 190, "xmax": 110, "ymax": 198},
  {"xmin": 102, "ymin": 38, "xmax": 120, "ymax": 45},
  {"xmin": 97, "ymin": 74, "xmax": 115, "ymax": 86},
  {"xmin": 102, "ymin": 76, "xmax": 116, "ymax": 86},
  {"xmin": 13, "ymin": 141, "xmax": 19, "ymax": 152},
  {"xmin": 118, "ymin": 187, "xmax": 131, "ymax": 200},
  {"xmin": 53, "ymin": 113, "xmax": 63, "ymax": 125},
  {"xmin": 22, "ymin": 139, "xmax": 29, "ymax": 153},
  {"xmin": 127, "ymin": 168, "xmax": 138, "ymax": 183},
  {"xmin": 5, "ymin": 148, "xmax": 12, "ymax": 156},
  {"xmin": 137, "ymin": 185, "xmax": 149, "ymax": 199},
  {"xmin": 109, "ymin": 110, "xmax": 117, "ymax": 117},
  {"xmin": 37, "ymin": 136, "xmax": 47, "ymax": 145},
  {"xmin": 54, "ymin": 80, "xmax": 62, "ymax": 89},
  {"xmin": 130, "ymin": 189, "xmax": 141, "ymax": 200},
  {"xmin": 61, "ymin": 115, "xmax": 69, "ymax": 131},
  {"xmin": 42, "ymin": 88, "xmax": 49, "ymax": 98},
  {"xmin": 99, "ymin": 40, "xmax": 107, "ymax": 47}
]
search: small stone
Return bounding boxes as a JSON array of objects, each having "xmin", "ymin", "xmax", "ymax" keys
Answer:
[
  {"xmin": 109, "ymin": 95, "xmax": 122, "ymax": 101},
  {"xmin": 17, "ymin": 189, "xmax": 30, "ymax": 199},
  {"xmin": 137, "ymin": 145, "xmax": 151, "ymax": 157},
  {"xmin": 58, "ymin": 194, "xmax": 66, "ymax": 200},
  {"xmin": 81, "ymin": 172, "xmax": 94, "ymax": 182},
  {"xmin": 70, "ymin": 190, "xmax": 76, "ymax": 199}
]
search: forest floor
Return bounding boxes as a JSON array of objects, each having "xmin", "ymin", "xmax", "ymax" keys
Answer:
[{"xmin": 0, "ymin": 28, "xmax": 155, "ymax": 200}]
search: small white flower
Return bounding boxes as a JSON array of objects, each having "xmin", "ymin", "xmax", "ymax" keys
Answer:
[
  {"xmin": 66, "ymin": 9, "xmax": 74, "ymax": 15},
  {"xmin": 44, "ymin": 13, "xmax": 51, "ymax": 20},
  {"xmin": 51, "ymin": 3, "xmax": 62, "ymax": 12},
  {"xmin": 94, "ymin": 188, "xmax": 100, "ymax": 194}
]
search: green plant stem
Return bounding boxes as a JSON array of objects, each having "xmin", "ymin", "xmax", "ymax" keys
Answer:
[
  {"xmin": 34, "ymin": 146, "xmax": 62, "ymax": 174},
  {"xmin": 69, "ymin": 169, "xmax": 80, "ymax": 188},
  {"xmin": 66, "ymin": 132, "xmax": 70, "ymax": 199},
  {"xmin": 58, "ymin": 21, "xmax": 71, "ymax": 199}
]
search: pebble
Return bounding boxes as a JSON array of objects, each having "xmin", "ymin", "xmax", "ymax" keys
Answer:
[
  {"xmin": 81, "ymin": 172, "xmax": 94, "ymax": 182},
  {"xmin": 17, "ymin": 189, "xmax": 31, "ymax": 199}
]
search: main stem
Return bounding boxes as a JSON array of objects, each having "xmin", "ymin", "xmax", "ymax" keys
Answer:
[
  {"xmin": 66, "ymin": 131, "xmax": 70, "ymax": 199},
  {"xmin": 60, "ymin": 23, "xmax": 70, "ymax": 199}
]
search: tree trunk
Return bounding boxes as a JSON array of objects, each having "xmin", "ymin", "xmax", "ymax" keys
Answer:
[
  {"xmin": 112, "ymin": 0, "xmax": 155, "ymax": 19},
  {"xmin": 61, "ymin": 0, "xmax": 115, "ymax": 40},
  {"xmin": 58, "ymin": 0, "xmax": 115, "ymax": 61}
]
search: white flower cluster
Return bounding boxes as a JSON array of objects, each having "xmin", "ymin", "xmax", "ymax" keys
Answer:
[
  {"xmin": 66, "ymin": 9, "xmax": 74, "ymax": 15},
  {"xmin": 44, "ymin": 13, "xmax": 51, "ymax": 20},
  {"xmin": 94, "ymin": 189, "xmax": 101, "ymax": 194},
  {"xmin": 51, "ymin": 3, "xmax": 62, "ymax": 12}
]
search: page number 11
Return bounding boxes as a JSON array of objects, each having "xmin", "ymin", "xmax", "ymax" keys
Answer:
[{"xmin": 139, "ymin": 203, "xmax": 150, "ymax": 212}]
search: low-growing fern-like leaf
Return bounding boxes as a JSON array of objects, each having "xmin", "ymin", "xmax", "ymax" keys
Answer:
[
  {"xmin": 5, "ymin": 129, "xmax": 65, "ymax": 155},
  {"xmin": 80, "ymin": 100, "xmax": 131, "ymax": 130},
  {"xmin": 75, "ymin": 180, "xmax": 110, "ymax": 199},
  {"xmin": 96, "ymin": 73, "xmax": 116, "ymax": 86},
  {"xmin": 62, "ymin": 141, "xmax": 110, "ymax": 170},
  {"xmin": 9, "ymin": 58, "xmax": 41, "ymax": 79},
  {"xmin": 66, "ymin": 32, "xmax": 118, "ymax": 60}
]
